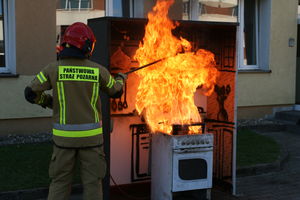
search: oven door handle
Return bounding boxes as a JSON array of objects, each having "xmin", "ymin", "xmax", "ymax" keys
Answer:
[{"xmin": 173, "ymin": 147, "xmax": 213, "ymax": 153}]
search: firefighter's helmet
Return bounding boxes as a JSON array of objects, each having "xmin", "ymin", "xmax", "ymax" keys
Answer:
[{"xmin": 61, "ymin": 22, "xmax": 96, "ymax": 55}]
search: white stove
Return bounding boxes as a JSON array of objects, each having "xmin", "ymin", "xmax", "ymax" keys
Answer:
[
  {"xmin": 172, "ymin": 133, "xmax": 213, "ymax": 149},
  {"xmin": 151, "ymin": 132, "xmax": 214, "ymax": 200}
]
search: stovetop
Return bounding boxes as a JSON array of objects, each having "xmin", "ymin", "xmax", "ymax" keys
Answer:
[{"xmin": 171, "ymin": 133, "xmax": 214, "ymax": 149}]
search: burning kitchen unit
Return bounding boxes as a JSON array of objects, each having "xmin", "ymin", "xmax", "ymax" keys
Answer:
[
  {"xmin": 152, "ymin": 125, "xmax": 214, "ymax": 200},
  {"xmin": 88, "ymin": 3, "xmax": 237, "ymax": 199}
]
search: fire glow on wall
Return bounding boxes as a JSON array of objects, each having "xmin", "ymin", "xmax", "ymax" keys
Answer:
[{"xmin": 88, "ymin": 0, "xmax": 237, "ymax": 198}]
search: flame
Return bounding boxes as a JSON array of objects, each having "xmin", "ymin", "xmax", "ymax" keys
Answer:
[{"xmin": 134, "ymin": 0, "xmax": 219, "ymax": 134}]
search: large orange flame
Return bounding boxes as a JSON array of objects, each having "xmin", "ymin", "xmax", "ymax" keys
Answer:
[{"xmin": 134, "ymin": 0, "xmax": 219, "ymax": 134}]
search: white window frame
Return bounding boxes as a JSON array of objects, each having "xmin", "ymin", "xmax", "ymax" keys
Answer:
[
  {"xmin": 105, "ymin": 0, "xmax": 114, "ymax": 16},
  {"xmin": 238, "ymin": 0, "xmax": 271, "ymax": 71},
  {"xmin": 238, "ymin": 0, "xmax": 259, "ymax": 70},
  {"xmin": 60, "ymin": 0, "xmax": 93, "ymax": 11},
  {"xmin": 0, "ymin": 0, "xmax": 16, "ymax": 74}
]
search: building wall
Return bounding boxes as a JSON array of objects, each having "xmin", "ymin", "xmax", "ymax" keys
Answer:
[
  {"xmin": 56, "ymin": 0, "xmax": 105, "ymax": 26},
  {"xmin": 143, "ymin": 0, "xmax": 298, "ymax": 119},
  {"xmin": 1, "ymin": 0, "xmax": 299, "ymax": 134},
  {"xmin": 15, "ymin": 0, "xmax": 56, "ymax": 75},
  {"xmin": 56, "ymin": 10, "xmax": 105, "ymax": 26},
  {"xmin": 0, "ymin": 0, "xmax": 55, "ymax": 134},
  {"xmin": 142, "ymin": 0, "xmax": 298, "ymax": 111},
  {"xmin": 237, "ymin": 0, "xmax": 298, "ymax": 118},
  {"xmin": 93, "ymin": 0, "xmax": 104, "ymax": 10}
]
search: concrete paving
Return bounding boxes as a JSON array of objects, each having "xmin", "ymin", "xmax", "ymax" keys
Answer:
[
  {"xmin": 64, "ymin": 131, "xmax": 300, "ymax": 200},
  {"xmin": 236, "ymin": 131, "xmax": 300, "ymax": 200}
]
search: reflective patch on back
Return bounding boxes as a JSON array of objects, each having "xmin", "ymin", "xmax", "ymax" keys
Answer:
[{"xmin": 58, "ymin": 66, "xmax": 99, "ymax": 82}]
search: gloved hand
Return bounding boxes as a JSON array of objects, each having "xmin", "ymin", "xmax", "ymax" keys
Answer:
[
  {"xmin": 39, "ymin": 93, "xmax": 53, "ymax": 109},
  {"xmin": 116, "ymin": 72, "xmax": 128, "ymax": 80}
]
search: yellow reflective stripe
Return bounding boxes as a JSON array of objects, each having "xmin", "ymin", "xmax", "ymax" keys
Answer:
[
  {"xmin": 116, "ymin": 79, "xmax": 123, "ymax": 84},
  {"xmin": 57, "ymin": 82, "xmax": 62, "ymax": 124},
  {"xmin": 37, "ymin": 72, "xmax": 47, "ymax": 84},
  {"xmin": 53, "ymin": 127, "xmax": 103, "ymax": 137},
  {"xmin": 58, "ymin": 66, "xmax": 99, "ymax": 82},
  {"xmin": 37, "ymin": 93, "xmax": 46, "ymax": 105},
  {"xmin": 91, "ymin": 83, "xmax": 100, "ymax": 123},
  {"xmin": 37, "ymin": 74, "xmax": 43, "ymax": 83},
  {"xmin": 112, "ymin": 78, "xmax": 116, "ymax": 87},
  {"xmin": 106, "ymin": 76, "xmax": 113, "ymax": 88},
  {"xmin": 106, "ymin": 76, "xmax": 116, "ymax": 89},
  {"xmin": 40, "ymin": 72, "xmax": 47, "ymax": 82},
  {"xmin": 57, "ymin": 82, "xmax": 66, "ymax": 124}
]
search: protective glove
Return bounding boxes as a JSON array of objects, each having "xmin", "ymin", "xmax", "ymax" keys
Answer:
[
  {"xmin": 38, "ymin": 93, "xmax": 53, "ymax": 109},
  {"xmin": 116, "ymin": 72, "xmax": 128, "ymax": 80}
]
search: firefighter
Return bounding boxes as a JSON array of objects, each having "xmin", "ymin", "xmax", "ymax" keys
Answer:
[{"xmin": 24, "ymin": 22, "xmax": 127, "ymax": 200}]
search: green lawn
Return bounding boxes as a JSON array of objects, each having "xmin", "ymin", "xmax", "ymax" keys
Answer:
[
  {"xmin": 0, "ymin": 142, "xmax": 81, "ymax": 192},
  {"xmin": 237, "ymin": 129, "xmax": 280, "ymax": 167},
  {"xmin": 0, "ymin": 129, "xmax": 280, "ymax": 191}
]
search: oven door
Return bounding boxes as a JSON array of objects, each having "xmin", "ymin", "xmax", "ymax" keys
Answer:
[{"xmin": 172, "ymin": 148, "xmax": 213, "ymax": 192}]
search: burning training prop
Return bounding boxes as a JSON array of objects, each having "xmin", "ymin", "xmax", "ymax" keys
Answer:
[{"xmin": 134, "ymin": 0, "xmax": 219, "ymax": 134}]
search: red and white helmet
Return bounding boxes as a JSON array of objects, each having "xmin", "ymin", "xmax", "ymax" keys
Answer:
[{"xmin": 61, "ymin": 22, "xmax": 96, "ymax": 55}]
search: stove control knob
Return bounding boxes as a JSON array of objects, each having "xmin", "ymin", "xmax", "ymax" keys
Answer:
[
  {"xmin": 182, "ymin": 141, "xmax": 186, "ymax": 145},
  {"xmin": 201, "ymin": 140, "xmax": 205, "ymax": 144},
  {"xmin": 191, "ymin": 141, "xmax": 195, "ymax": 145},
  {"xmin": 206, "ymin": 139, "xmax": 210, "ymax": 144}
]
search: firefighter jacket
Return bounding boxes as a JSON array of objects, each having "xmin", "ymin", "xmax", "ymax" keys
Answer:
[{"xmin": 27, "ymin": 58, "xmax": 124, "ymax": 148}]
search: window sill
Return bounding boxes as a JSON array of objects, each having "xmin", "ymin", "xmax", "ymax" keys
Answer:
[
  {"xmin": 0, "ymin": 73, "xmax": 19, "ymax": 78},
  {"xmin": 238, "ymin": 69, "xmax": 271, "ymax": 74}
]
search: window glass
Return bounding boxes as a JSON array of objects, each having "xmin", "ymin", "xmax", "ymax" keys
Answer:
[
  {"xmin": 81, "ymin": 0, "xmax": 91, "ymax": 8},
  {"xmin": 113, "ymin": 0, "xmax": 122, "ymax": 17},
  {"xmin": 182, "ymin": 0, "xmax": 190, "ymax": 20},
  {"xmin": 0, "ymin": 0, "xmax": 5, "ymax": 67},
  {"xmin": 298, "ymin": 0, "xmax": 300, "ymax": 17},
  {"xmin": 57, "ymin": 0, "xmax": 92, "ymax": 10},
  {"xmin": 182, "ymin": 0, "xmax": 238, "ymax": 22},
  {"xmin": 243, "ymin": 0, "xmax": 257, "ymax": 65}
]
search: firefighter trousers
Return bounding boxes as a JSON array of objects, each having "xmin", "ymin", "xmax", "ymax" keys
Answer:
[{"xmin": 47, "ymin": 145, "xmax": 106, "ymax": 200}]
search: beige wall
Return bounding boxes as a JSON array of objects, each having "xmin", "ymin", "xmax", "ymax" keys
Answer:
[
  {"xmin": 0, "ymin": 117, "xmax": 52, "ymax": 136},
  {"xmin": 1, "ymin": 0, "xmax": 299, "ymax": 134},
  {"xmin": 56, "ymin": 10, "xmax": 105, "ymax": 26},
  {"xmin": 0, "ymin": 0, "xmax": 55, "ymax": 131},
  {"xmin": 237, "ymin": 0, "xmax": 298, "ymax": 108},
  {"xmin": 56, "ymin": 0, "xmax": 105, "ymax": 26},
  {"xmin": 237, "ymin": 104, "xmax": 294, "ymax": 120},
  {"xmin": 0, "ymin": 76, "xmax": 52, "ymax": 120},
  {"xmin": 0, "ymin": 117, "xmax": 52, "ymax": 137},
  {"xmin": 15, "ymin": 0, "xmax": 56, "ymax": 75}
]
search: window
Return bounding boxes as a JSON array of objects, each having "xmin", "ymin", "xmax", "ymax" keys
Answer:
[
  {"xmin": 183, "ymin": 0, "xmax": 238, "ymax": 22},
  {"xmin": 57, "ymin": 0, "xmax": 92, "ymax": 10},
  {"xmin": 243, "ymin": 0, "xmax": 257, "ymax": 65},
  {"xmin": 106, "ymin": 0, "xmax": 127, "ymax": 17},
  {"xmin": 0, "ymin": 0, "xmax": 6, "ymax": 68},
  {"xmin": 238, "ymin": 0, "xmax": 271, "ymax": 70},
  {"xmin": 182, "ymin": 0, "xmax": 190, "ymax": 20},
  {"xmin": 112, "ymin": 0, "xmax": 123, "ymax": 17},
  {"xmin": 0, "ymin": 0, "xmax": 16, "ymax": 74}
]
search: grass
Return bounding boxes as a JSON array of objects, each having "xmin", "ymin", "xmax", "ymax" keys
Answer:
[
  {"xmin": 0, "ymin": 142, "xmax": 81, "ymax": 192},
  {"xmin": 237, "ymin": 129, "xmax": 280, "ymax": 167},
  {"xmin": 0, "ymin": 129, "xmax": 280, "ymax": 192}
]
